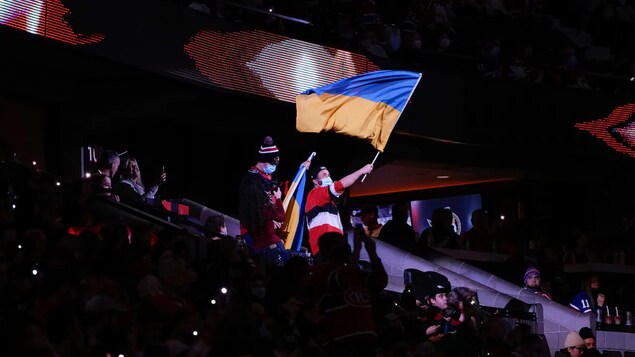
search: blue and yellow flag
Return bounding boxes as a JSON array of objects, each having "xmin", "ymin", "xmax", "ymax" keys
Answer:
[
  {"xmin": 296, "ymin": 70, "xmax": 422, "ymax": 152},
  {"xmin": 281, "ymin": 153, "xmax": 315, "ymax": 251}
]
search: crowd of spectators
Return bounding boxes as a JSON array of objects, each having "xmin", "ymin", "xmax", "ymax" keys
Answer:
[
  {"xmin": 0, "ymin": 158, "xmax": 567, "ymax": 356},
  {"xmin": 185, "ymin": 0, "xmax": 635, "ymax": 93}
]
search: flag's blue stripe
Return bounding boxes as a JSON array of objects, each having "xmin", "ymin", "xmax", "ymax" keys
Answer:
[
  {"xmin": 290, "ymin": 174, "xmax": 306, "ymax": 251},
  {"xmin": 301, "ymin": 70, "xmax": 421, "ymax": 113}
]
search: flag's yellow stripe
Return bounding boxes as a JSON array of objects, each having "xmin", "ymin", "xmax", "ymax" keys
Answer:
[{"xmin": 296, "ymin": 92, "xmax": 401, "ymax": 152}]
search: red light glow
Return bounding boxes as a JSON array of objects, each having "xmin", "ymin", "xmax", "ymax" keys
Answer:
[
  {"xmin": 184, "ymin": 29, "xmax": 380, "ymax": 103},
  {"xmin": 575, "ymin": 104, "xmax": 635, "ymax": 158},
  {"xmin": 0, "ymin": 0, "xmax": 104, "ymax": 45}
]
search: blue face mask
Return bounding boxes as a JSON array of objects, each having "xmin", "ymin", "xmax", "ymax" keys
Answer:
[
  {"xmin": 263, "ymin": 163, "xmax": 276, "ymax": 174},
  {"xmin": 320, "ymin": 177, "xmax": 333, "ymax": 187}
]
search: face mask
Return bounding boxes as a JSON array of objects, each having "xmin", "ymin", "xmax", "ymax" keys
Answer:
[
  {"xmin": 263, "ymin": 163, "xmax": 276, "ymax": 174},
  {"xmin": 319, "ymin": 177, "xmax": 333, "ymax": 187}
]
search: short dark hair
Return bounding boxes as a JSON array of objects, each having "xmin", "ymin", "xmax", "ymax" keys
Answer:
[
  {"xmin": 97, "ymin": 150, "xmax": 119, "ymax": 169},
  {"xmin": 361, "ymin": 205, "xmax": 378, "ymax": 216}
]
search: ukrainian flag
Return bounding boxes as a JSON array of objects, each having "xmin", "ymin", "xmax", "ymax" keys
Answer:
[
  {"xmin": 281, "ymin": 153, "xmax": 315, "ymax": 251},
  {"xmin": 296, "ymin": 70, "xmax": 422, "ymax": 152}
]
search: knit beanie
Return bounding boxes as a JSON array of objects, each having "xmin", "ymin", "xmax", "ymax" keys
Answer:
[
  {"xmin": 564, "ymin": 332, "xmax": 584, "ymax": 348},
  {"xmin": 258, "ymin": 136, "xmax": 280, "ymax": 164},
  {"xmin": 523, "ymin": 266, "xmax": 541, "ymax": 285}
]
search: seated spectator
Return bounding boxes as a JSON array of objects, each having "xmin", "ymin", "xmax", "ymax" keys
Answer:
[
  {"xmin": 113, "ymin": 157, "xmax": 166, "ymax": 205},
  {"xmin": 578, "ymin": 327, "xmax": 602, "ymax": 357},
  {"xmin": 522, "ymin": 266, "xmax": 552, "ymax": 300},
  {"xmin": 561, "ymin": 331, "xmax": 585, "ymax": 357}
]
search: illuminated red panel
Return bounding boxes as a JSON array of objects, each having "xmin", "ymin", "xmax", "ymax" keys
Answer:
[
  {"xmin": 575, "ymin": 104, "xmax": 635, "ymax": 158},
  {"xmin": 184, "ymin": 29, "xmax": 381, "ymax": 103},
  {"xmin": 0, "ymin": 0, "xmax": 104, "ymax": 45}
]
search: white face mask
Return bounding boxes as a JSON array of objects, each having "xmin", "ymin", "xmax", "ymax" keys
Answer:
[
  {"xmin": 319, "ymin": 177, "xmax": 333, "ymax": 187},
  {"xmin": 263, "ymin": 163, "xmax": 276, "ymax": 174}
]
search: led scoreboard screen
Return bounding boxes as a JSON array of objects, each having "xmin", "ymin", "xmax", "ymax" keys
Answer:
[{"xmin": 0, "ymin": 0, "xmax": 381, "ymax": 104}]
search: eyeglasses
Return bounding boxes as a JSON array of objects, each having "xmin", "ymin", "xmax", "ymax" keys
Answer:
[{"xmin": 569, "ymin": 346, "xmax": 585, "ymax": 351}]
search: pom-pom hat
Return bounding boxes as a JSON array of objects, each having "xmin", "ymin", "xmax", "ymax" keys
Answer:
[{"xmin": 258, "ymin": 136, "xmax": 280, "ymax": 164}]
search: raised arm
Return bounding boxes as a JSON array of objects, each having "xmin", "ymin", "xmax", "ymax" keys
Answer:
[{"xmin": 339, "ymin": 164, "xmax": 374, "ymax": 189}]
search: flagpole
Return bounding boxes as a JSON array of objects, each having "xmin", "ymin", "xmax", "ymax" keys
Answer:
[
  {"xmin": 282, "ymin": 151, "xmax": 316, "ymax": 210},
  {"xmin": 361, "ymin": 151, "xmax": 380, "ymax": 182}
]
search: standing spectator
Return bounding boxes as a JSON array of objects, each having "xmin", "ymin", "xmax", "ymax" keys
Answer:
[
  {"xmin": 413, "ymin": 271, "xmax": 463, "ymax": 356},
  {"xmin": 360, "ymin": 204, "xmax": 383, "ymax": 238},
  {"xmin": 419, "ymin": 207, "xmax": 460, "ymax": 249},
  {"xmin": 113, "ymin": 157, "xmax": 166, "ymax": 205},
  {"xmin": 446, "ymin": 286, "xmax": 486, "ymax": 356},
  {"xmin": 460, "ymin": 208, "xmax": 496, "ymax": 251},
  {"xmin": 305, "ymin": 163, "xmax": 374, "ymax": 261},
  {"xmin": 306, "ymin": 230, "xmax": 387, "ymax": 356},
  {"xmin": 237, "ymin": 136, "xmax": 310, "ymax": 270},
  {"xmin": 583, "ymin": 274, "xmax": 607, "ymax": 311},
  {"xmin": 94, "ymin": 149, "xmax": 120, "ymax": 178},
  {"xmin": 378, "ymin": 202, "xmax": 417, "ymax": 252}
]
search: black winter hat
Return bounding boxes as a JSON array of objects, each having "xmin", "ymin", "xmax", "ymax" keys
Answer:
[
  {"xmin": 406, "ymin": 269, "xmax": 451, "ymax": 302},
  {"xmin": 310, "ymin": 165, "xmax": 328, "ymax": 179},
  {"xmin": 423, "ymin": 271, "xmax": 451, "ymax": 297}
]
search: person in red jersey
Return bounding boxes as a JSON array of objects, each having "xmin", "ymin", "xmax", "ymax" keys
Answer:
[{"xmin": 305, "ymin": 163, "xmax": 373, "ymax": 261}]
